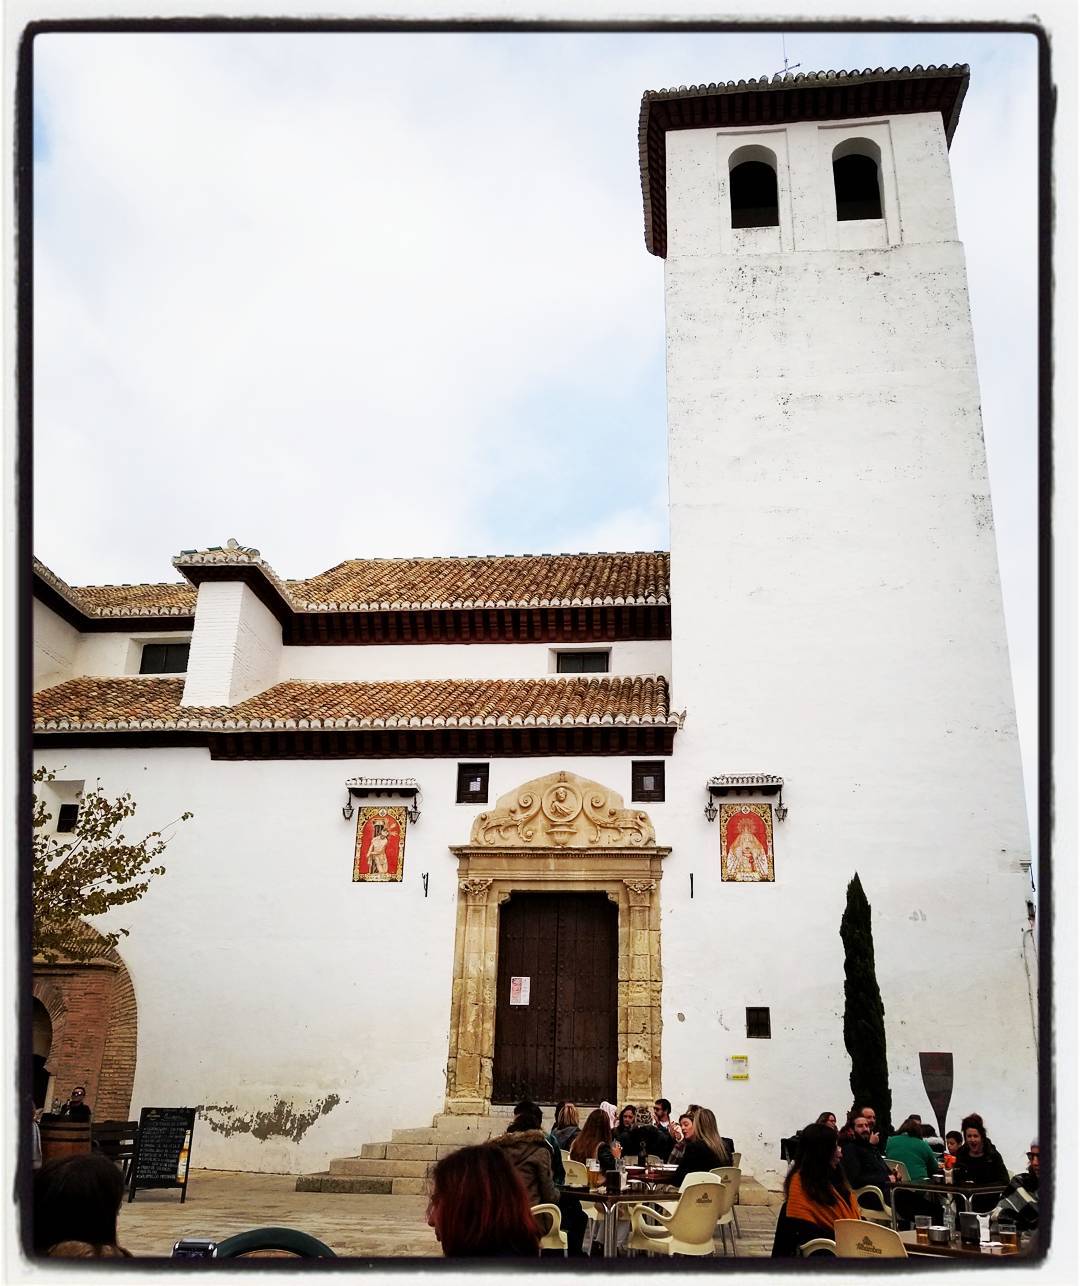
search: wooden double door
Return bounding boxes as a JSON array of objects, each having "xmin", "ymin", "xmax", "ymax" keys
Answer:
[{"xmin": 492, "ymin": 892, "xmax": 618, "ymax": 1105}]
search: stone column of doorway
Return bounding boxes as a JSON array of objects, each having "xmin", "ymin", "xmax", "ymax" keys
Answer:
[
  {"xmin": 621, "ymin": 879, "xmax": 662, "ymax": 1105},
  {"xmin": 444, "ymin": 878, "xmax": 495, "ymax": 1114}
]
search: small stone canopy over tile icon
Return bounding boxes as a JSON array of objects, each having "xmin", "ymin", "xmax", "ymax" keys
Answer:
[{"xmin": 470, "ymin": 770, "xmax": 655, "ymax": 849}]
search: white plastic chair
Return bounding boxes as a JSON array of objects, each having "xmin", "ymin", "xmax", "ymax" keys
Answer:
[
  {"xmin": 628, "ymin": 1176, "xmax": 730, "ymax": 1257},
  {"xmin": 852, "ymin": 1184, "xmax": 892, "ymax": 1225},
  {"xmin": 834, "ymin": 1218, "xmax": 908, "ymax": 1258},
  {"xmin": 531, "ymin": 1203, "xmax": 568, "ymax": 1255},
  {"xmin": 798, "ymin": 1237, "xmax": 838, "ymax": 1257},
  {"xmin": 891, "ymin": 1160, "xmax": 911, "ymax": 1183},
  {"xmin": 710, "ymin": 1166, "xmax": 741, "ymax": 1248}
]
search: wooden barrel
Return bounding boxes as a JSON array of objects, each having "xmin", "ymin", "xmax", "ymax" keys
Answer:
[{"xmin": 39, "ymin": 1119, "xmax": 92, "ymax": 1166}]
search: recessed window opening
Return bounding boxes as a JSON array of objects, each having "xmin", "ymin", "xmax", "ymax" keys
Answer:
[
  {"xmin": 140, "ymin": 641, "xmax": 191, "ymax": 674},
  {"xmin": 730, "ymin": 158, "xmax": 781, "ymax": 228},
  {"xmin": 632, "ymin": 761, "xmax": 665, "ymax": 803},
  {"xmin": 457, "ymin": 763, "xmax": 490, "ymax": 804},
  {"xmin": 832, "ymin": 141, "xmax": 883, "ymax": 221},
  {"xmin": 56, "ymin": 803, "xmax": 80, "ymax": 833},
  {"xmin": 746, "ymin": 1006, "xmax": 772, "ymax": 1039},
  {"xmin": 556, "ymin": 650, "xmax": 609, "ymax": 674}
]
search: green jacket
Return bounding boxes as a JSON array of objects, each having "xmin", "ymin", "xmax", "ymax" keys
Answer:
[{"xmin": 885, "ymin": 1132, "xmax": 940, "ymax": 1182}]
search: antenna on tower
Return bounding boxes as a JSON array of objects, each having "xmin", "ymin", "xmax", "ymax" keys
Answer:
[{"xmin": 775, "ymin": 33, "xmax": 801, "ymax": 78}]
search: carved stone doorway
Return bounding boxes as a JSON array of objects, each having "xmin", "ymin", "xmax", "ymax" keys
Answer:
[{"xmin": 444, "ymin": 771, "xmax": 668, "ymax": 1114}]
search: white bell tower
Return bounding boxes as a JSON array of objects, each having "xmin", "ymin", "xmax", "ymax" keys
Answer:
[{"xmin": 641, "ymin": 66, "xmax": 1036, "ymax": 1176}]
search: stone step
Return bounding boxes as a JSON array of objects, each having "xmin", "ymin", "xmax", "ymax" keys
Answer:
[
  {"xmin": 329, "ymin": 1157, "xmax": 431, "ymax": 1178},
  {"xmin": 392, "ymin": 1127, "xmax": 503, "ymax": 1147},
  {"xmin": 294, "ymin": 1173, "xmax": 393, "ymax": 1195},
  {"xmin": 391, "ymin": 1178, "xmax": 428, "ymax": 1196}
]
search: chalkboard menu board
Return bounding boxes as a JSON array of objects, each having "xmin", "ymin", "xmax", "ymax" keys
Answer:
[{"xmin": 128, "ymin": 1107, "xmax": 196, "ymax": 1203}]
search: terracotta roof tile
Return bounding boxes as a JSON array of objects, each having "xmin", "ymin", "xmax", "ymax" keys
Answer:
[
  {"xmin": 34, "ymin": 559, "xmax": 195, "ymax": 618},
  {"xmin": 34, "ymin": 675, "xmax": 679, "ymax": 731},
  {"xmin": 71, "ymin": 582, "xmax": 197, "ymax": 613},
  {"xmin": 38, "ymin": 551, "xmax": 670, "ymax": 618},
  {"xmin": 287, "ymin": 552, "xmax": 670, "ymax": 610}
]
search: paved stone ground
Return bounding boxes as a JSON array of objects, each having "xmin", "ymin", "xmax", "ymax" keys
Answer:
[{"xmin": 118, "ymin": 1170, "xmax": 779, "ymax": 1259}]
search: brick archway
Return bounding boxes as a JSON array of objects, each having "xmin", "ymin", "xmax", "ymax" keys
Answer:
[{"xmin": 32, "ymin": 926, "xmax": 138, "ymax": 1120}]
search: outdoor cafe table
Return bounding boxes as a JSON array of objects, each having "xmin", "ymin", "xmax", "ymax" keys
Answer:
[
  {"xmin": 562, "ymin": 1185, "xmax": 681, "ymax": 1258},
  {"xmin": 889, "ymin": 1180, "xmax": 1009, "ymax": 1230},
  {"xmin": 898, "ymin": 1230, "xmax": 1027, "ymax": 1259}
]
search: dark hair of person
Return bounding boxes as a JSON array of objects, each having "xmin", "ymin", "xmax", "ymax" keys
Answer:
[
  {"xmin": 896, "ymin": 1116, "xmax": 924, "ymax": 1139},
  {"xmin": 48, "ymin": 1242, "xmax": 132, "ymax": 1258},
  {"xmin": 427, "ymin": 1145, "xmax": 539, "ymax": 1258},
  {"xmin": 619, "ymin": 1104, "xmax": 637, "ymax": 1125},
  {"xmin": 783, "ymin": 1123, "xmax": 850, "ymax": 1207},
  {"xmin": 960, "ymin": 1115, "xmax": 987, "ymax": 1144},
  {"xmin": 655, "ymin": 1098, "xmax": 671, "ymax": 1115},
  {"xmin": 570, "ymin": 1109, "xmax": 612, "ymax": 1163},
  {"xmin": 555, "ymin": 1103, "xmax": 579, "ymax": 1129},
  {"xmin": 816, "ymin": 1111, "xmax": 836, "ymax": 1126},
  {"xmin": 921, "ymin": 1125, "xmax": 936, "ymax": 1139},
  {"xmin": 945, "ymin": 1131, "xmax": 963, "ymax": 1145},
  {"xmin": 685, "ymin": 1103, "xmax": 701, "ymax": 1114},
  {"xmin": 509, "ymin": 1100, "xmax": 543, "ymax": 1132},
  {"xmin": 33, "ymin": 1155, "xmax": 125, "ymax": 1256}
]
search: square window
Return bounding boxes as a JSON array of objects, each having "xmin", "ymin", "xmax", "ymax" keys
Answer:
[
  {"xmin": 140, "ymin": 642, "xmax": 191, "ymax": 674},
  {"xmin": 556, "ymin": 650, "xmax": 609, "ymax": 674},
  {"xmin": 56, "ymin": 803, "xmax": 80, "ymax": 834},
  {"xmin": 456, "ymin": 763, "xmax": 489, "ymax": 804},
  {"xmin": 746, "ymin": 1007, "xmax": 771, "ymax": 1039},
  {"xmin": 632, "ymin": 761, "xmax": 665, "ymax": 803}
]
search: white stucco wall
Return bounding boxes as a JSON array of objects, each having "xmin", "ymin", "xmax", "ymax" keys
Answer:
[
  {"xmin": 182, "ymin": 581, "xmax": 282, "ymax": 706},
  {"xmin": 282, "ymin": 638, "xmax": 671, "ymax": 683},
  {"xmin": 660, "ymin": 110, "xmax": 1036, "ymax": 1187},
  {"xmin": 33, "ymin": 600, "xmax": 79, "ymax": 691},
  {"xmin": 32, "ymin": 745, "xmax": 673, "ymax": 1174}
]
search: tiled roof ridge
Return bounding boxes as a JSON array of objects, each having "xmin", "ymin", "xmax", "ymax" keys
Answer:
[
  {"xmin": 34, "ymin": 674, "xmax": 684, "ymax": 732},
  {"xmin": 34, "ymin": 558, "xmax": 195, "ymax": 619},
  {"xmin": 642, "ymin": 62, "xmax": 969, "ymax": 99}
]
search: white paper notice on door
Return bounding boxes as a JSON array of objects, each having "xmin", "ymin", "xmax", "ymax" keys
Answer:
[{"xmin": 510, "ymin": 976, "xmax": 531, "ymax": 1006}]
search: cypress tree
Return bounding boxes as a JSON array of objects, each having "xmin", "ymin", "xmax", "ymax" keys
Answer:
[{"xmin": 840, "ymin": 873, "xmax": 892, "ymax": 1138}]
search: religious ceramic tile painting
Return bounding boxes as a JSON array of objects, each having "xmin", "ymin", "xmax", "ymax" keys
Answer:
[
  {"xmin": 353, "ymin": 806, "xmax": 407, "ymax": 882},
  {"xmin": 720, "ymin": 803, "xmax": 774, "ymax": 882}
]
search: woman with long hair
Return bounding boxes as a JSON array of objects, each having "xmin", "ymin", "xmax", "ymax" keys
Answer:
[
  {"xmin": 771, "ymin": 1122, "xmax": 860, "ymax": 1256},
  {"xmin": 671, "ymin": 1106, "xmax": 731, "ymax": 1185},
  {"xmin": 569, "ymin": 1107, "xmax": 617, "ymax": 1173},
  {"xmin": 552, "ymin": 1102, "xmax": 580, "ymax": 1149},
  {"xmin": 426, "ymin": 1144, "xmax": 540, "ymax": 1258},
  {"xmin": 816, "ymin": 1111, "xmax": 837, "ymax": 1130},
  {"xmin": 613, "ymin": 1104, "xmax": 640, "ymax": 1156}
]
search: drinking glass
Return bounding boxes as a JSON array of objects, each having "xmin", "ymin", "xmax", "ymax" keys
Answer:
[{"xmin": 914, "ymin": 1216, "xmax": 931, "ymax": 1244}]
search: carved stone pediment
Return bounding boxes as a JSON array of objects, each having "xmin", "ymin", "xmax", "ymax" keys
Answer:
[{"xmin": 470, "ymin": 771, "xmax": 655, "ymax": 849}]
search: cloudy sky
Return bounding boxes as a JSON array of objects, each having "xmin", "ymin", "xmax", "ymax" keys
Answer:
[{"xmin": 31, "ymin": 26, "xmax": 1038, "ymax": 835}]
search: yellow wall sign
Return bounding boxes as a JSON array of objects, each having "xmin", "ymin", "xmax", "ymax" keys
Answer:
[{"xmin": 726, "ymin": 1055, "xmax": 749, "ymax": 1081}]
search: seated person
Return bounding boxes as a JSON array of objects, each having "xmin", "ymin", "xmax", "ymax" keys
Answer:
[
  {"xmin": 952, "ymin": 1115, "xmax": 1009, "ymax": 1211},
  {"xmin": 671, "ymin": 1106, "xmax": 730, "ymax": 1185},
  {"xmin": 772, "ymin": 1123, "xmax": 860, "ymax": 1256},
  {"xmin": 612, "ymin": 1104, "xmax": 641, "ymax": 1157},
  {"xmin": 841, "ymin": 1114, "xmax": 895, "ymax": 1195},
  {"xmin": 885, "ymin": 1115, "xmax": 941, "ymax": 1181},
  {"xmin": 551, "ymin": 1102, "xmax": 580, "ymax": 1150},
  {"xmin": 942, "ymin": 1130, "xmax": 963, "ymax": 1169},
  {"xmin": 502, "ymin": 1100, "xmax": 585, "ymax": 1256},
  {"xmin": 991, "ymin": 1140, "xmax": 1039, "ymax": 1231}
]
